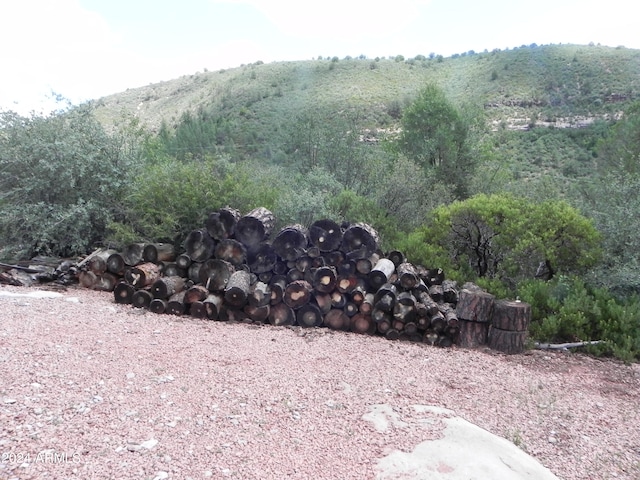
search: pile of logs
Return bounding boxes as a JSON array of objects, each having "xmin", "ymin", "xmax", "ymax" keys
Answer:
[
  {"xmin": 75, "ymin": 207, "xmax": 464, "ymax": 347},
  {"xmin": 72, "ymin": 206, "xmax": 531, "ymax": 353}
]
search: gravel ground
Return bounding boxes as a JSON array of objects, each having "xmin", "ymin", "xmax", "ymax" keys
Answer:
[{"xmin": 0, "ymin": 284, "xmax": 638, "ymax": 480}]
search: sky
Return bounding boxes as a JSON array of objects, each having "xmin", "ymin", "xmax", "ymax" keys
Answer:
[{"xmin": 1, "ymin": 0, "xmax": 638, "ymax": 115}]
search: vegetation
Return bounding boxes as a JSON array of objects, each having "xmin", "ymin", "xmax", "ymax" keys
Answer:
[{"xmin": 2, "ymin": 43, "xmax": 640, "ymax": 360}]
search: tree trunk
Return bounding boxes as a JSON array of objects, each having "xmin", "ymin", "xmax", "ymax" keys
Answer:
[
  {"xmin": 284, "ymin": 280, "xmax": 312, "ymax": 309},
  {"xmin": 457, "ymin": 320, "xmax": 489, "ymax": 348},
  {"xmin": 312, "ymin": 266, "xmax": 337, "ymax": 293},
  {"xmin": 184, "ymin": 285, "xmax": 209, "ymax": 304},
  {"xmin": 487, "ymin": 325, "xmax": 528, "ymax": 354},
  {"xmin": 396, "ymin": 262, "xmax": 420, "ymax": 290},
  {"xmin": 246, "ymin": 243, "xmax": 278, "ymax": 274},
  {"xmin": 188, "ymin": 262, "xmax": 203, "ymax": 284},
  {"xmin": 150, "ymin": 276, "xmax": 186, "ymax": 300},
  {"xmin": 455, "ymin": 288, "xmax": 495, "ymax": 323},
  {"xmin": 248, "ymin": 281, "xmax": 271, "ymax": 307},
  {"xmin": 355, "ymin": 253, "xmax": 379, "ymax": 275},
  {"xmin": 214, "ymin": 239, "xmax": 247, "ymax": 266},
  {"xmin": 93, "ymin": 273, "xmax": 118, "ymax": 292},
  {"xmin": 122, "ymin": 243, "xmax": 146, "ymax": 266},
  {"xmin": 296, "ymin": 302, "xmax": 323, "ymax": 328},
  {"xmin": 324, "ymin": 308, "xmax": 350, "ymax": 330},
  {"xmin": 87, "ymin": 249, "xmax": 118, "ymax": 275},
  {"xmin": 114, "ymin": 281, "xmax": 135, "ymax": 304},
  {"xmin": 350, "ymin": 313, "xmax": 376, "ymax": 335},
  {"xmin": 143, "ymin": 243, "xmax": 175, "ymax": 263},
  {"xmin": 125, "ymin": 262, "xmax": 161, "ymax": 288},
  {"xmin": 166, "ymin": 291, "xmax": 187, "ymax": 316},
  {"xmin": 107, "ymin": 252, "xmax": 126, "ymax": 275},
  {"xmin": 244, "ymin": 304, "xmax": 270, "ymax": 323},
  {"xmin": 175, "ymin": 253, "xmax": 192, "ymax": 270},
  {"xmin": 309, "ymin": 219, "xmax": 343, "ymax": 252},
  {"xmin": 184, "ymin": 229, "xmax": 216, "ymax": 263},
  {"xmin": 341, "ymin": 222, "xmax": 379, "ymax": 260},
  {"xmin": 224, "ymin": 270, "xmax": 251, "ymax": 307},
  {"xmin": 199, "ymin": 259, "xmax": 235, "ymax": 292},
  {"xmin": 206, "ymin": 206, "xmax": 241, "ymax": 240},
  {"xmin": 235, "ymin": 207, "xmax": 275, "ymax": 247},
  {"xmin": 149, "ymin": 298, "xmax": 167, "ymax": 315},
  {"xmin": 268, "ymin": 302, "xmax": 296, "ymax": 326},
  {"xmin": 272, "ymin": 224, "xmax": 309, "ymax": 261},
  {"xmin": 132, "ymin": 289, "xmax": 153, "ymax": 309},
  {"xmin": 492, "ymin": 300, "xmax": 531, "ymax": 331},
  {"xmin": 368, "ymin": 258, "xmax": 396, "ymax": 290}
]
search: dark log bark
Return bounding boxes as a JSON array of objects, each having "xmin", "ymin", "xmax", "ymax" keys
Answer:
[
  {"xmin": 385, "ymin": 329, "xmax": 401, "ymax": 341},
  {"xmin": 492, "ymin": 300, "xmax": 531, "ymax": 331},
  {"xmin": 214, "ymin": 239, "xmax": 247, "ymax": 266},
  {"xmin": 376, "ymin": 316, "xmax": 392, "ymax": 335},
  {"xmin": 286, "ymin": 268, "xmax": 305, "ymax": 283},
  {"xmin": 487, "ymin": 325, "xmax": 528, "ymax": 354},
  {"xmin": 151, "ymin": 276, "xmax": 186, "ymax": 300},
  {"xmin": 203, "ymin": 293, "xmax": 224, "ymax": 320},
  {"xmin": 143, "ymin": 243, "xmax": 175, "ymax": 263},
  {"xmin": 341, "ymin": 222, "xmax": 379, "ymax": 260},
  {"xmin": 199, "ymin": 259, "xmax": 235, "ymax": 292},
  {"xmin": 246, "ymin": 243, "xmax": 277, "ymax": 274},
  {"xmin": 295, "ymin": 255, "xmax": 314, "ymax": 273},
  {"xmin": 93, "ymin": 273, "xmax": 119, "ymax": 292},
  {"xmin": 268, "ymin": 302, "xmax": 296, "ymax": 326},
  {"xmin": 248, "ymin": 281, "xmax": 271, "ymax": 307},
  {"xmin": 416, "ymin": 291, "xmax": 439, "ymax": 316},
  {"xmin": 188, "ymin": 262, "xmax": 203, "ymax": 284},
  {"xmin": 425, "ymin": 268, "xmax": 445, "ymax": 286},
  {"xmin": 349, "ymin": 285, "xmax": 367, "ymax": 305},
  {"xmin": 235, "ymin": 207, "xmax": 275, "ymax": 247},
  {"xmin": 313, "ymin": 266, "xmax": 337, "ymax": 293},
  {"xmin": 355, "ymin": 253, "xmax": 379, "ymax": 275},
  {"xmin": 175, "ymin": 253, "xmax": 192, "ymax": 270},
  {"xmin": 368, "ymin": 258, "xmax": 396, "ymax": 290},
  {"xmin": 393, "ymin": 302, "xmax": 416, "ymax": 323},
  {"xmin": 296, "ymin": 302, "xmax": 323, "ymax": 328},
  {"xmin": 163, "ymin": 263, "xmax": 185, "ymax": 279},
  {"xmin": 189, "ymin": 300, "xmax": 208, "ymax": 318},
  {"xmin": 122, "ymin": 243, "xmax": 146, "ymax": 266},
  {"xmin": 309, "ymin": 219, "xmax": 343, "ymax": 252},
  {"xmin": 456, "ymin": 289, "xmax": 495, "ymax": 323},
  {"xmin": 78, "ymin": 270, "xmax": 98, "ymax": 289},
  {"xmin": 397, "ymin": 291, "xmax": 417, "ymax": 307},
  {"xmin": 272, "ymin": 224, "xmax": 309, "ymax": 261},
  {"xmin": 206, "ymin": 207, "xmax": 241, "ymax": 240},
  {"xmin": 457, "ymin": 320, "xmax": 489, "ymax": 348},
  {"xmin": 185, "ymin": 229, "xmax": 216, "ymax": 263},
  {"xmin": 107, "ymin": 252, "xmax": 126, "ymax": 275},
  {"xmin": 125, "ymin": 262, "xmax": 161, "ymax": 288},
  {"xmin": 336, "ymin": 274, "xmax": 358, "ymax": 294},
  {"xmin": 269, "ymin": 275, "xmax": 287, "ymax": 305},
  {"xmin": 244, "ymin": 304, "xmax": 270, "ymax": 323},
  {"xmin": 87, "ymin": 249, "xmax": 118, "ymax": 275},
  {"xmin": 132, "ymin": 289, "xmax": 153, "ymax": 309},
  {"xmin": 225, "ymin": 270, "xmax": 251, "ymax": 307},
  {"xmin": 337, "ymin": 260, "xmax": 357, "ymax": 276},
  {"xmin": 403, "ymin": 322, "xmax": 418, "ymax": 336},
  {"xmin": 350, "ymin": 313, "xmax": 376, "ymax": 335},
  {"xmin": 386, "ymin": 250, "xmax": 406, "ymax": 267},
  {"xmin": 372, "ymin": 307, "xmax": 391, "ymax": 325},
  {"xmin": 184, "ymin": 285, "xmax": 209, "ymax": 304},
  {"xmin": 114, "ymin": 281, "xmax": 135, "ymax": 304},
  {"xmin": 149, "ymin": 298, "xmax": 167, "ymax": 315},
  {"xmin": 324, "ymin": 308, "xmax": 350, "ymax": 330},
  {"xmin": 442, "ymin": 279, "xmax": 459, "ymax": 304},
  {"xmin": 423, "ymin": 331, "xmax": 439, "ymax": 346},
  {"xmin": 284, "ymin": 279, "xmax": 312, "ymax": 309},
  {"xmin": 430, "ymin": 310, "xmax": 446, "ymax": 333},
  {"xmin": 397, "ymin": 262, "xmax": 419, "ymax": 290},
  {"xmin": 307, "ymin": 245, "xmax": 322, "ymax": 259},
  {"xmin": 324, "ymin": 250, "xmax": 345, "ymax": 268},
  {"xmin": 272, "ymin": 260, "xmax": 288, "ymax": 275},
  {"xmin": 166, "ymin": 291, "xmax": 187, "ymax": 316},
  {"xmin": 312, "ymin": 292, "xmax": 333, "ymax": 314},
  {"xmin": 374, "ymin": 283, "xmax": 397, "ymax": 313},
  {"xmin": 219, "ymin": 307, "xmax": 249, "ymax": 323},
  {"xmin": 428, "ymin": 284, "xmax": 443, "ymax": 303}
]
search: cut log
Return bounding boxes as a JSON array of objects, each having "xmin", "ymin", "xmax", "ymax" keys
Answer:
[
  {"xmin": 189, "ymin": 300, "xmax": 208, "ymax": 318},
  {"xmin": 269, "ymin": 275, "xmax": 287, "ymax": 305},
  {"xmin": 106, "ymin": 252, "xmax": 126, "ymax": 275},
  {"xmin": 355, "ymin": 253, "xmax": 379, "ymax": 275},
  {"xmin": 350, "ymin": 313, "xmax": 376, "ymax": 335},
  {"xmin": 313, "ymin": 266, "xmax": 338, "ymax": 293},
  {"xmin": 295, "ymin": 256, "xmax": 314, "ymax": 273},
  {"xmin": 246, "ymin": 243, "xmax": 277, "ymax": 274},
  {"xmin": 235, "ymin": 207, "xmax": 275, "ymax": 247},
  {"xmin": 143, "ymin": 243, "xmax": 175, "ymax": 263},
  {"xmin": 225, "ymin": 270, "xmax": 251, "ymax": 307},
  {"xmin": 428, "ymin": 284, "xmax": 443, "ymax": 303},
  {"xmin": 372, "ymin": 307, "xmax": 391, "ymax": 324},
  {"xmin": 199, "ymin": 259, "xmax": 235, "ymax": 292},
  {"xmin": 184, "ymin": 284, "xmax": 209, "ymax": 304},
  {"xmin": 385, "ymin": 329, "xmax": 401, "ymax": 341},
  {"xmin": 268, "ymin": 302, "xmax": 296, "ymax": 326},
  {"xmin": 248, "ymin": 281, "xmax": 271, "ymax": 307},
  {"xmin": 113, "ymin": 281, "xmax": 135, "ymax": 304},
  {"xmin": 188, "ymin": 262, "xmax": 203, "ymax": 284},
  {"xmin": 324, "ymin": 308, "xmax": 350, "ymax": 330},
  {"xmin": 78, "ymin": 270, "xmax": 98, "ymax": 289},
  {"xmin": 184, "ymin": 229, "xmax": 216, "ymax": 263},
  {"xmin": 205, "ymin": 207, "xmax": 241, "ymax": 240},
  {"xmin": 341, "ymin": 222, "xmax": 379, "ymax": 260},
  {"xmin": 456, "ymin": 289, "xmax": 495, "ymax": 323},
  {"xmin": 393, "ymin": 302, "xmax": 416, "ymax": 323},
  {"xmin": 368, "ymin": 258, "xmax": 396, "ymax": 290},
  {"xmin": 284, "ymin": 280, "xmax": 313, "ymax": 309},
  {"xmin": 87, "ymin": 249, "xmax": 118, "ymax": 275},
  {"xmin": 349, "ymin": 285, "xmax": 367, "ymax": 305},
  {"xmin": 166, "ymin": 291, "xmax": 187, "ymax": 316},
  {"xmin": 93, "ymin": 273, "xmax": 119, "ymax": 292},
  {"xmin": 243, "ymin": 304, "xmax": 270, "ymax": 323},
  {"xmin": 492, "ymin": 300, "xmax": 531, "ymax": 331},
  {"xmin": 149, "ymin": 298, "xmax": 167, "ymax": 315},
  {"xmin": 336, "ymin": 274, "xmax": 358, "ymax": 294},
  {"xmin": 122, "ymin": 243, "xmax": 146, "ymax": 266},
  {"xmin": 426, "ymin": 268, "xmax": 445, "ymax": 286},
  {"xmin": 150, "ymin": 276, "xmax": 186, "ymax": 300},
  {"xmin": 296, "ymin": 302, "xmax": 323, "ymax": 328},
  {"xmin": 343, "ymin": 302, "xmax": 359, "ymax": 317},
  {"xmin": 163, "ymin": 263, "xmax": 185, "ymax": 278},
  {"xmin": 214, "ymin": 239, "xmax": 247, "ymax": 266},
  {"xmin": 330, "ymin": 291, "xmax": 347, "ymax": 309},
  {"xmin": 386, "ymin": 250, "xmax": 406, "ymax": 267},
  {"xmin": 396, "ymin": 262, "xmax": 419, "ymax": 290},
  {"xmin": 175, "ymin": 253, "xmax": 192, "ymax": 270},
  {"xmin": 359, "ymin": 293, "xmax": 375, "ymax": 315},
  {"xmin": 203, "ymin": 293, "xmax": 224, "ymax": 320},
  {"xmin": 312, "ymin": 292, "xmax": 333, "ymax": 314},
  {"xmin": 376, "ymin": 317, "xmax": 392, "ymax": 335},
  {"xmin": 338, "ymin": 260, "xmax": 357, "ymax": 276},
  {"xmin": 374, "ymin": 283, "xmax": 397, "ymax": 312},
  {"xmin": 487, "ymin": 325, "xmax": 528, "ymax": 354},
  {"xmin": 442, "ymin": 279, "xmax": 459, "ymax": 304},
  {"xmin": 131, "ymin": 289, "xmax": 153, "ymax": 309},
  {"xmin": 309, "ymin": 219, "xmax": 343, "ymax": 252},
  {"xmin": 125, "ymin": 262, "xmax": 161, "ymax": 288},
  {"xmin": 324, "ymin": 250, "xmax": 345, "ymax": 268},
  {"xmin": 272, "ymin": 224, "xmax": 309, "ymax": 261},
  {"xmin": 457, "ymin": 320, "xmax": 489, "ymax": 348}
]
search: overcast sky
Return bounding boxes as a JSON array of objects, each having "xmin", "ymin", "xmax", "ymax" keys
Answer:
[{"xmin": 1, "ymin": 0, "xmax": 638, "ymax": 115}]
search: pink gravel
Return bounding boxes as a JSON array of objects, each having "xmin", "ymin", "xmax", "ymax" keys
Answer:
[{"xmin": 0, "ymin": 284, "xmax": 639, "ymax": 480}]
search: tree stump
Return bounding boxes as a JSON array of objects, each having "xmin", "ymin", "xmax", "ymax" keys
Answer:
[
  {"xmin": 487, "ymin": 326, "xmax": 528, "ymax": 355},
  {"xmin": 456, "ymin": 289, "xmax": 495, "ymax": 323}
]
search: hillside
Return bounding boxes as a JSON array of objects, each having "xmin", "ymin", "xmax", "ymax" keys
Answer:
[{"xmin": 91, "ymin": 43, "xmax": 640, "ymax": 136}]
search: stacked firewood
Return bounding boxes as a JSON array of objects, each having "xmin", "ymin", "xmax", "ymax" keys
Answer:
[{"xmin": 83, "ymin": 206, "xmax": 463, "ymax": 346}]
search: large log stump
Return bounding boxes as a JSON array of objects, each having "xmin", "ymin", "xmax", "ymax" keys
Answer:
[
  {"xmin": 206, "ymin": 207, "xmax": 241, "ymax": 240},
  {"xmin": 235, "ymin": 207, "xmax": 275, "ymax": 247},
  {"xmin": 214, "ymin": 239, "xmax": 247, "ymax": 266},
  {"xmin": 143, "ymin": 243, "xmax": 175, "ymax": 263},
  {"xmin": 458, "ymin": 320, "xmax": 489, "ymax": 348},
  {"xmin": 272, "ymin": 224, "xmax": 309, "ymax": 262},
  {"xmin": 487, "ymin": 326, "xmax": 528, "ymax": 355},
  {"xmin": 491, "ymin": 299, "xmax": 532, "ymax": 331},
  {"xmin": 456, "ymin": 289, "xmax": 495, "ymax": 323},
  {"xmin": 309, "ymin": 219, "xmax": 343, "ymax": 252},
  {"xmin": 341, "ymin": 222, "xmax": 379, "ymax": 260},
  {"xmin": 122, "ymin": 243, "xmax": 146, "ymax": 266}
]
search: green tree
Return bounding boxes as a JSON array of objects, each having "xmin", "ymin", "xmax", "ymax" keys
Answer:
[
  {"xmin": 0, "ymin": 106, "xmax": 143, "ymax": 259},
  {"xmin": 596, "ymin": 100, "xmax": 640, "ymax": 175},
  {"xmin": 395, "ymin": 84, "xmax": 475, "ymax": 198}
]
